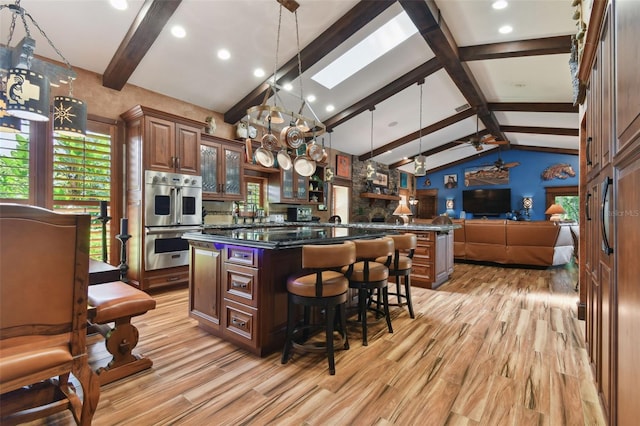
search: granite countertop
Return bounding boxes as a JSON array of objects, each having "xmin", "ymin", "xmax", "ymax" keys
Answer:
[{"xmin": 187, "ymin": 222, "xmax": 460, "ymax": 249}]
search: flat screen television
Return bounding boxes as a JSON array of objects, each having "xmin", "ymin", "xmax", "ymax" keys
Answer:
[{"xmin": 462, "ymin": 188, "xmax": 511, "ymax": 216}]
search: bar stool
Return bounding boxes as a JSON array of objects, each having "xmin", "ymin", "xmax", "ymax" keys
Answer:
[
  {"xmin": 343, "ymin": 237, "xmax": 394, "ymax": 346},
  {"xmin": 281, "ymin": 241, "xmax": 356, "ymax": 375},
  {"xmin": 376, "ymin": 233, "xmax": 417, "ymax": 318}
]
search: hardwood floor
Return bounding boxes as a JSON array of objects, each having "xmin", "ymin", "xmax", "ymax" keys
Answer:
[{"xmin": 33, "ymin": 262, "xmax": 605, "ymax": 425}]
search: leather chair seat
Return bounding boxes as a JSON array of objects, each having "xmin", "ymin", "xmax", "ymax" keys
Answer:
[
  {"xmin": 287, "ymin": 271, "xmax": 349, "ymax": 298},
  {"xmin": 88, "ymin": 281, "xmax": 156, "ymax": 324},
  {"xmin": 0, "ymin": 335, "xmax": 72, "ymax": 384},
  {"xmin": 342, "ymin": 261, "xmax": 389, "ymax": 282},
  {"xmin": 376, "ymin": 254, "xmax": 412, "ymax": 271}
]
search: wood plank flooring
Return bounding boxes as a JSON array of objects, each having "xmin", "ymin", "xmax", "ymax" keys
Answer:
[{"xmin": 31, "ymin": 262, "xmax": 606, "ymax": 425}]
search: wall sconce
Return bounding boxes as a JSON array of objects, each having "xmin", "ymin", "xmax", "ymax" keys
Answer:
[
  {"xmin": 523, "ymin": 196, "xmax": 533, "ymax": 218},
  {"xmin": 446, "ymin": 198, "xmax": 454, "ymax": 210},
  {"xmin": 545, "ymin": 203, "xmax": 565, "ymax": 222},
  {"xmin": 393, "ymin": 203, "xmax": 413, "ymax": 225},
  {"xmin": 1, "ymin": 1, "xmax": 87, "ymax": 135}
]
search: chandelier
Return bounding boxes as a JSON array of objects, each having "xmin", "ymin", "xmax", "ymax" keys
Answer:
[
  {"xmin": 245, "ymin": 0, "xmax": 326, "ymax": 142},
  {"xmin": 1, "ymin": 0, "xmax": 87, "ymax": 135}
]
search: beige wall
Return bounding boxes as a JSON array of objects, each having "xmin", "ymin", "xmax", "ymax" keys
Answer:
[{"xmin": 50, "ymin": 66, "xmax": 236, "ymax": 140}]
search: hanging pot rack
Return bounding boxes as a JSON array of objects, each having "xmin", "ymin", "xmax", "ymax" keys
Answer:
[{"xmin": 244, "ymin": 0, "xmax": 326, "ymax": 141}]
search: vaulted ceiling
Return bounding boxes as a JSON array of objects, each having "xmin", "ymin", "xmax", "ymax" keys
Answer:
[{"xmin": 1, "ymin": 0, "xmax": 579, "ymax": 174}]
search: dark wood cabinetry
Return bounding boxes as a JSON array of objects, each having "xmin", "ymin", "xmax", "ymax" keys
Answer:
[
  {"xmin": 581, "ymin": 1, "xmax": 640, "ymax": 423},
  {"xmin": 268, "ymin": 167, "xmax": 309, "ymax": 203},
  {"xmin": 200, "ymin": 134, "xmax": 244, "ymax": 201},
  {"xmin": 121, "ymin": 105, "xmax": 205, "ymax": 291}
]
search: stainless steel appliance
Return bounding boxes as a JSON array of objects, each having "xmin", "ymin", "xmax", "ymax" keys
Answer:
[
  {"xmin": 145, "ymin": 225, "xmax": 201, "ymax": 271},
  {"xmin": 286, "ymin": 206, "xmax": 312, "ymax": 222},
  {"xmin": 145, "ymin": 170, "xmax": 202, "ymax": 227},
  {"xmin": 144, "ymin": 170, "xmax": 203, "ymax": 270}
]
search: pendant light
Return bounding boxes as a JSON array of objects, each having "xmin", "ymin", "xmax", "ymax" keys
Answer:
[
  {"xmin": 414, "ymin": 81, "xmax": 427, "ymax": 176},
  {"xmin": 1, "ymin": 83, "xmax": 21, "ymax": 133},
  {"xmin": 1, "ymin": 1, "xmax": 87, "ymax": 134},
  {"xmin": 366, "ymin": 107, "xmax": 376, "ymax": 181},
  {"xmin": 324, "ymin": 131, "xmax": 334, "ymax": 182}
]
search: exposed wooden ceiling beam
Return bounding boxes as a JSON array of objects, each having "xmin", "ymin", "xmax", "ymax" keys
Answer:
[
  {"xmin": 324, "ymin": 57, "xmax": 442, "ymax": 131},
  {"xmin": 489, "ymin": 102, "xmax": 578, "ymax": 113},
  {"xmin": 511, "ymin": 145, "xmax": 579, "ymax": 155},
  {"xmin": 459, "ymin": 35, "xmax": 572, "ymax": 61},
  {"xmin": 359, "ymin": 108, "xmax": 476, "ymax": 161},
  {"xmin": 224, "ymin": 0, "xmax": 396, "ymax": 125},
  {"xmin": 102, "ymin": 0, "xmax": 182, "ymax": 90},
  {"xmin": 502, "ymin": 125, "xmax": 579, "ymax": 136},
  {"xmin": 398, "ymin": 0, "xmax": 506, "ymax": 143}
]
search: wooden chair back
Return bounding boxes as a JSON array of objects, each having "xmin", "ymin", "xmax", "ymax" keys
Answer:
[{"xmin": 0, "ymin": 204, "xmax": 99, "ymax": 425}]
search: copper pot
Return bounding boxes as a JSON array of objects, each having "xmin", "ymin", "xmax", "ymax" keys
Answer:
[
  {"xmin": 280, "ymin": 121, "xmax": 304, "ymax": 149},
  {"xmin": 306, "ymin": 140, "xmax": 324, "ymax": 162}
]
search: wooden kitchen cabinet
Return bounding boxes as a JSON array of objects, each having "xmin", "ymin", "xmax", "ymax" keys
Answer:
[
  {"xmin": 268, "ymin": 167, "xmax": 309, "ymax": 203},
  {"xmin": 186, "ymin": 240, "xmax": 301, "ymax": 356},
  {"xmin": 411, "ymin": 230, "xmax": 454, "ymax": 289},
  {"xmin": 200, "ymin": 134, "xmax": 244, "ymax": 201},
  {"xmin": 188, "ymin": 242, "xmax": 221, "ymax": 333},
  {"xmin": 122, "ymin": 105, "xmax": 202, "ymax": 176},
  {"xmin": 121, "ymin": 105, "xmax": 206, "ymax": 291}
]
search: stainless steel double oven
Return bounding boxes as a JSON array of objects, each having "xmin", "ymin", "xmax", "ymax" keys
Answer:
[{"xmin": 144, "ymin": 170, "xmax": 202, "ymax": 271}]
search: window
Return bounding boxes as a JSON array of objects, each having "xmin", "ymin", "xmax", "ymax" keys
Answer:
[
  {"xmin": 0, "ymin": 121, "xmax": 31, "ymax": 202},
  {"xmin": 545, "ymin": 185, "xmax": 579, "ymax": 223},
  {"xmin": 0, "ymin": 118, "xmax": 116, "ymax": 261},
  {"xmin": 52, "ymin": 130, "xmax": 113, "ymax": 260}
]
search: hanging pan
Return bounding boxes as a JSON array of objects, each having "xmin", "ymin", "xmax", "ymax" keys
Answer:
[
  {"xmin": 261, "ymin": 117, "xmax": 279, "ymax": 151},
  {"xmin": 293, "ymin": 154, "xmax": 316, "ymax": 177},
  {"xmin": 280, "ymin": 120, "xmax": 304, "ymax": 149},
  {"xmin": 306, "ymin": 131, "xmax": 324, "ymax": 162},
  {"xmin": 277, "ymin": 149, "xmax": 292, "ymax": 170},
  {"xmin": 255, "ymin": 128, "xmax": 275, "ymax": 168}
]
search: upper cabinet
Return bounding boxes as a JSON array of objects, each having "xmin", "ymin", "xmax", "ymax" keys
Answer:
[
  {"xmin": 200, "ymin": 134, "xmax": 244, "ymax": 201},
  {"xmin": 121, "ymin": 105, "xmax": 203, "ymax": 176}
]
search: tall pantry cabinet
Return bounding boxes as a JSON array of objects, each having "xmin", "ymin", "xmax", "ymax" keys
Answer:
[{"xmin": 581, "ymin": 1, "xmax": 640, "ymax": 424}]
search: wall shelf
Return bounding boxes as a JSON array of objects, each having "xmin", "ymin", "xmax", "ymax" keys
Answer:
[{"xmin": 360, "ymin": 192, "xmax": 401, "ymax": 206}]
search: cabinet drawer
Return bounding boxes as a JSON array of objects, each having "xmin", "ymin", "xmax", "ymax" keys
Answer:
[
  {"xmin": 223, "ymin": 263, "xmax": 258, "ymax": 307},
  {"xmin": 411, "ymin": 263, "xmax": 433, "ymax": 281},
  {"xmin": 222, "ymin": 299, "xmax": 257, "ymax": 348},
  {"xmin": 224, "ymin": 246, "xmax": 258, "ymax": 267},
  {"xmin": 416, "ymin": 232, "xmax": 433, "ymax": 242},
  {"xmin": 414, "ymin": 245, "xmax": 433, "ymax": 259},
  {"xmin": 143, "ymin": 267, "xmax": 189, "ymax": 290}
]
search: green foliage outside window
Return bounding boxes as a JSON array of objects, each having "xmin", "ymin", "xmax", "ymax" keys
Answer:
[{"xmin": 555, "ymin": 195, "xmax": 579, "ymax": 223}]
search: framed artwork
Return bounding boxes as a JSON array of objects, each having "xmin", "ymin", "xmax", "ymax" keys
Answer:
[
  {"xmin": 464, "ymin": 166, "xmax": 509, "ymax": 186},
  {"xmin": 372, "ymin": 171, "xmax": 388, "ymax": 187},
  {"xmin": 444, "ymin": 174, "xmax": 458, "ymax": 189},
  {"xmin": 400, "ymin": 172, "xmax": 408, "ymax": 189},
  {"xmin": 336, "ymin": 154, "xmax": 351, "ymax": 179}
]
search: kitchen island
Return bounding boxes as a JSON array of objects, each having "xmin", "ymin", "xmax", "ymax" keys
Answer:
[{"xmin": 183, "ymin": 223, "xmax": 459, "ymax": 356}]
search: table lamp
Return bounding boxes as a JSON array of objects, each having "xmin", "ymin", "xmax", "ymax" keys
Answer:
[
  {"xmin": 545, "ymin": 203, "xmax": 565, "ymax": 222},
  {"xmin": 393, "ymin": 204, "xmax": 413, "ymax": 225}
]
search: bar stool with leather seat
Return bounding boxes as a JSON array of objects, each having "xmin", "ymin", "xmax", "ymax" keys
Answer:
[
  {"xmin": 375, "ymin": 233, "xmax": 417, "ymax": 318},
  {"xmin": 343, "ymin": 237, "xmax": 394, "ymax": 346},
  {"xmin": 281, "ymin": 241, "xmax": 356, "ymax": 375}
]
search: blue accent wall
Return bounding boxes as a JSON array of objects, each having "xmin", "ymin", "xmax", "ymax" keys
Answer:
[{"xmin": 416, "ymin": 150, "xmax": 578, "ymax": 221}]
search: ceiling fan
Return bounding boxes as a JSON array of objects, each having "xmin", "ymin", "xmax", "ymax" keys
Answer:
[
  {"xmin": 455, "ymin": 115, "xmax": 508, "ymax": 151},
  {"xmin": 492, "ymin": 148, "xmax": 520, "ymax": 171}
]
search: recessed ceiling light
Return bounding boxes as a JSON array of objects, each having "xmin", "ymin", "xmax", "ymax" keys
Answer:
[
  {"xmin": 388, "ymin": 121, "xmax": 398, "ymax": 127},
  {"xmin": 326, "ymin": 105, "xmax": 335, "ymax": 112},
  {"xmin": 217, "ymin": 49, "xmax": 230, "ymax": 60},
  {"xmin": 492, "ymin": 0, "xmax": 508, "ymax": 10},
  {"xmin": 311, "ymin": 11, "xmax": 419, "ymax": 89},
  {"xmin": 386, "ymin": 150, "xmax": 392, "ymax": 154},
  {"xmin": 307, "ymin": 95, "xmax": 316, "ymax": 102},
  {"xmin": 254, "ymin": 68, "xmax": 265, "ymax": 77},
  {"xmin": 171, "ymin": 26, "xmax": 186, "ymax": 38},
  {"xmin": 283, "ymin": 83, "xmax": 293, "ymax": 91},
  {"xmin": 110, "ymin": 0, "xmax": 128, "ymax": 10},
  {"xmin": 499, "ymin": 25, "xmax": 513, "ymax": 34},
  {"xmin": 403, "ymin": 156, "xmax": 408, "ymax": 160}
]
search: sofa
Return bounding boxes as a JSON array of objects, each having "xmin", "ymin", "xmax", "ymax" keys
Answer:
[{"xmin": 452, "ymin": 219, "xmax": 577, "ymax": 267}]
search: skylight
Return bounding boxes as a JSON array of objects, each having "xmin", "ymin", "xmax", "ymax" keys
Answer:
[{"xmin": 311, "ymin": 11, "xmax": 418, "ymax": 89}]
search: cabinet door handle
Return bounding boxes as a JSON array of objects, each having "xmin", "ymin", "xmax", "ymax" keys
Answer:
[
  {"xmin": 231, "ymin": 280, "xmax": 248, "ymax": 289},
  {"xmin": 176, "ymin": 156, "xmax": 180, "ymax": 169},
  {"xmin": 585, "ymin": 192, "xmax": 592, "ymax": 221},
  {"xmin": 167, "ymin": 276, "xmax": 180, "ymax": 282},
  {"xmin": 600, "ymin": 176, "xmax": 613, "ymax": 255},
  {"xmin": 231, "ymin": 317, "xmax": 246, "ymax": 328},
  {"xmin": 586, "ymin": 137, "xmax": 593, "ymax": 166}
]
